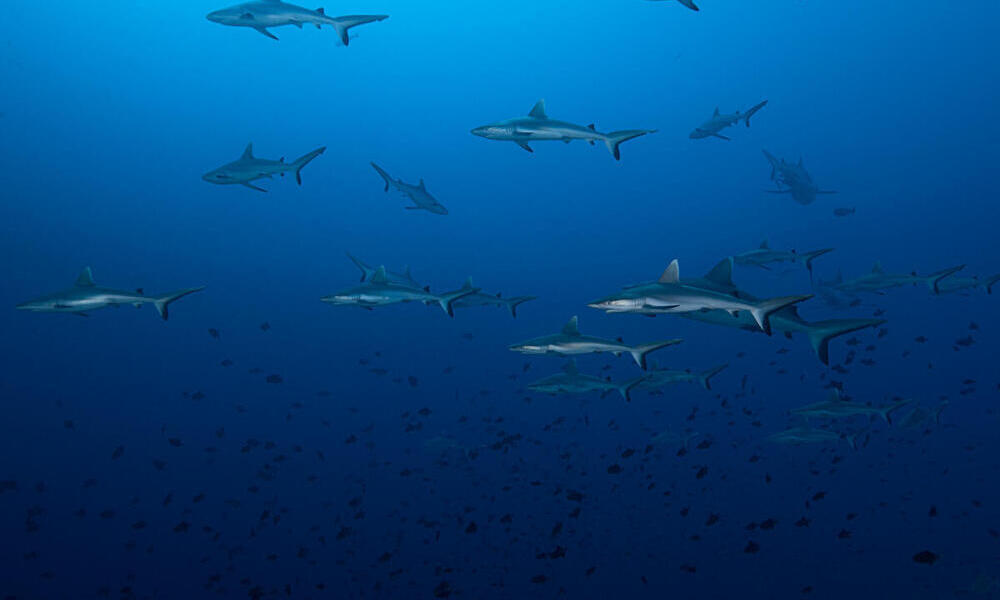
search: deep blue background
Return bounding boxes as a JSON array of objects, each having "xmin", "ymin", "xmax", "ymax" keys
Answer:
[{"xmin": 1, "ymin": 1, "xmax": 999, "ymax": 597}]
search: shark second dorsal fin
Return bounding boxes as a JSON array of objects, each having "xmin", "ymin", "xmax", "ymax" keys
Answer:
[
  {"xmin": 713, "ymin": 107, "xmax": 720, "ymax": 117},
  {"xmin": 872, "ymin": 261, "xmax": 883, "ymax": 274},
  {"xmin": 562, "ymin": 316, "xmax": 580, "ymax": 336},
  {"xmin": 316, "ymin": 7, "xmax": 325, "ymax": 14},
  {"xmin": 75, "ymin": 267, "xmax": 95, "ymax": 287},
  {"xmin": 371, "ymin": 266, "xmax": 389, "ymax": 284},
  {"xmin": 528, "ymin": 99, "xmax": 547, "ymax": 119},
  {"xmin": 462, "ymin": 277, "xmax": 474, "ymax": 291},
  {"xmin": 658, "ymin": 260, "xmax": 680, "ymax": 284},
  {"xmin": 242, "ymin": 143, "xmax": 254, "ymax": 159},
  {"xmin": 419, "ymin": 178, "xmax": 426, "ymax": 190},
  {"xmin": 704, "ymin": 257, "xmax": 734, "ymax": 287},
  {"xmin": 562, "ymin": 359, "xmax": 579, "ymax": 375},
  {"xmin": 759, "ymin": 239, "xmax": 769, "ymax": 249},
  {"xmin": 827, "ymin": 388, "xmax": 842, "ymax": 402}
]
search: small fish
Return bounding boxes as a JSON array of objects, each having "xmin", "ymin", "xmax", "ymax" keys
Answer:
[
  {"xmin": 208, "ymin": 328, "xmax": 220, "ymax": 339},
  {"xmin": 833, "ymin": 207, "xmax": 856, "ymax": 217}
]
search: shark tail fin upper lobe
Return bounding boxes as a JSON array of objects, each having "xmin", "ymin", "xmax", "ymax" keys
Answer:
[
  {"xmin": 292, "ymin": 147, "xmax": 326, "ymax": 185},
  {"xmin": 153, "ymin": 287, "xmax": 206, "ymax": 321}
]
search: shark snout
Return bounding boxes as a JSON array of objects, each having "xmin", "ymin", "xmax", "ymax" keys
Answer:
[
  {"xmin": 205, "ymin": 11, "xmax": 224, "ymax": 23},
  {"xmin": 470, "ymin": 126, "xmax": 487, "ymax": 138}
]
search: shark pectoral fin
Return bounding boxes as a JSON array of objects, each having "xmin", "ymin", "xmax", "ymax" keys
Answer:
[
  {"xmin": 74, "ymin": 312, "xmax": 89, "ymax": 317},
  {"xmin": 292, "ymin": 21, "xmax": 302, "ymax": 29},
  {"xmin": 515, "ymin": 141, "xmax": 533, "ymax": 153},
  {"xmin": 253, "ymin": 26, "xmax": 279, "ymax": 40},
  {"xmin": 242, "ymin": 182, "xmax": 268, "ymax": 192},
  {"xmin": 712, "ymin": 133, "xmax": 730, "ymax": 141}
]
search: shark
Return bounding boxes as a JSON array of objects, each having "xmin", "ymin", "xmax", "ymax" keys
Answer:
[
  {"xmin": 449, "ymin": 278, "xmax": 537, "ymax": 318},
  {"xmin": 528, "ymin": 360, "xmax": 647, "ymax": 402},
  {"xmin": 587, "ymin": 259, "xmax": 813, "ymax": 336},
  {"xmin": 649, "ymin": 429, "xmax": 701, "ymax": 453},
  {"xmin": 732, "ymin": 240, "xmax": 834, "ymax": 280},
  {"xmin": 508, "ymin": 315, "xmax": 682, "ymax": 370},
  {"xmin": 321, "ymin": 266, "xmax": 477, "ymax": 317},
  {"xmin": 206, "ymin": 1, "xmax": 388, "ymax": 45},
  {"xmin": 345, "ymin": 252, "xmax": 420, "ymax": 287},
  {"xmin": 766, "ymin": 426, "xmax": 859, "ymax": 450},
  {"xmin": 16, "ymin": 267, "xmax": 204, "ymax": 321},
  {"xmin": 827, "ymin": 262, "xmax": 965, "ymax": 295},
  {"xmin": 202, "ymin": 143, "xmax": 325, "ymax": 192},
  {"xmin": 627, "ymin": 363, "xmax": 728, "ymax": 393},
  {"xmin": 934, "ymin": 273, "xmax": 1000, "ymax": 295},
  {"xmin": 470, "ymin": 99, "xmax": 656, "ymax": 160},
  {"xmin": 689, "ymin": 101, "xmax": 767, "ymax": 140},
  {"xmin": 370, "ymin": 163, "xmax": 448, "ymax": 215},
  {"xmin": 599, "ymin": 257, "xmax": 879, "ymax": 364},
  {"xmin": 790, "ymin": 389, "xmax": 912, "ymax": 424},
  {"xmin": 762, "ymin": 150, "xmax": 836, "ymax": 205},
  {"xmin": 644, "ymin": 0, "xmax": 701, "ymax": 11}
]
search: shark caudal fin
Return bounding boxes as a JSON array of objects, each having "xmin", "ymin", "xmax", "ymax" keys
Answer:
[
  {"xmin": 346, "ymin": 252, "xmax": 375, "ymax": 282},
  {"xmin": 437, "ymin": 285, "xmax": 479, "ymax": 318},
  {"xmin": 618, "ymin": 375, "xmax": 650, "ymax": 403},
  {"xmin": 749, "ymin": 295, "xmax": 813, "ymax": 336},
  {"xmin": 603, "ymin": 129, "xmax": 656, "ymax": 160},
  {"xmin": 291, "ymin": 147, "xmax": 326, "ymax": 185},
  {"xmin": 370, "ymin": 162, "xmax": 393, "ymax": 192},
  {"xmin": 925, "ymin": 265, "xmax": 964, "ymax": 294},
  {"xmin": 331, "ymin": 15, "xmax": 388, "ymax": 46},
  {"xmin": 505, "ymin": 296, "xmax": 537, "ymax": 319},
  {"xmin": 152, "ymin": 287, "xmax": 205, "ymax": 321},
  {"xmin": 800, "ymin": 248, "xmax": 835, "ymax": 280},
  {"xmin": 743, "ymin": 100, "xmax": 768, "ymax": 127},
  {"xmin": 804, "ymin": 318, "xmax": 885, "ymax": 365},
  {"xmin": 628, "ymin": 339, "xmax": 683, "ymax": 370},
  {"xmin": 879, "ymin": 398, "xmax": 914, "ymax": 425},
  {"xmin": 677, "ymin": 0, "xmax": 699, "ymax": 10},
  {"xmin": 698, "ymin": 364, "xmax": 728, "ymax": 390},
  {"xmin": 984, "ymin": 274, "xmax": 1000, "ymax": 294}
]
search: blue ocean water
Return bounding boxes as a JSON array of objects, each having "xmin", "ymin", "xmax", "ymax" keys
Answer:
[{"xmin": 2, "ymin": 0, "xmax": 999, "ymax": 597}]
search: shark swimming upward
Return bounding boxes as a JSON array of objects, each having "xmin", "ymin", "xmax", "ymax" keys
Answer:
[
  {"xmin": 471, "ymin": 100, "xmax": 656, "ymax": 160},
  {"xmin": 203, "ymin": 143, "xmax": 325, "ymax": 192},
  {"xmin": 689, "ymin": 101, "xmax": 767, "ymax": 140},
  {"xmin": 762, "ymin": 150, "xmax": 836, "ymax": 205},
  {"xmin": 371, "ymin": 163, "xmax": 448, "ymax": 215},
  {"xmin": 206, "ymin": 1, "xmax": 388, "ymax": 45},
  {"xmin": 16, "ymin": 268, "xmax": 205, "ymax": 320}
]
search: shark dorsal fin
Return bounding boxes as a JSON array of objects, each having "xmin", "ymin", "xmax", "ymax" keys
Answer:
[
  {"xmin": 562, "ymin": 359, "xmax": 579, "ymax": 375},
  {"xmin": 316, "ymin": 7, "xmax": 325, "ymax": 15},
  {"xmin": 704, "ymin": 257, "xmax": 734, "ymax": 287},
  {"xmin": 587, "ymin": 123, "xmax": 595, "ymax": 131},
  {"xmin": 462, "ymin": 277, "xmax": 474, "ymax": 291},
  {"xmin": 872, "ymin": 262, "xmax": 883, "ymax": 274},
  {"xmin": 759, "ymin": 239, "xmax": 769, "ymax": 249},
  {"xmin": 713, "ymin": 107, "xmax": 720, "ymax": 117},
  {"xmin": 658, "ymin": 260, "xmax": 680, "ymax": 284},
  {"xmin": 419, "ymin": 178, "xmax": 426, "ymax": 190},
  {"xmin": 561, "ymin": 316, "xmax": 580, "ymax": 336},
  {"xmin": 242, "ymin": 143, "xmax": 254, "ymax": 159},
  {"xmin": 827, "ymin": 388, "xmax": 842, "ymax": 403},
  {"xmin": 528, "ymin": 99, "xmax": 547, "ymax": 119},
  {"xmin": 75, "ymin": 267, "xmax": 95, "ymax": 287},
  {"xmin": 371, "ymin": 266, "xmax": 389, "ymax": 284}
]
